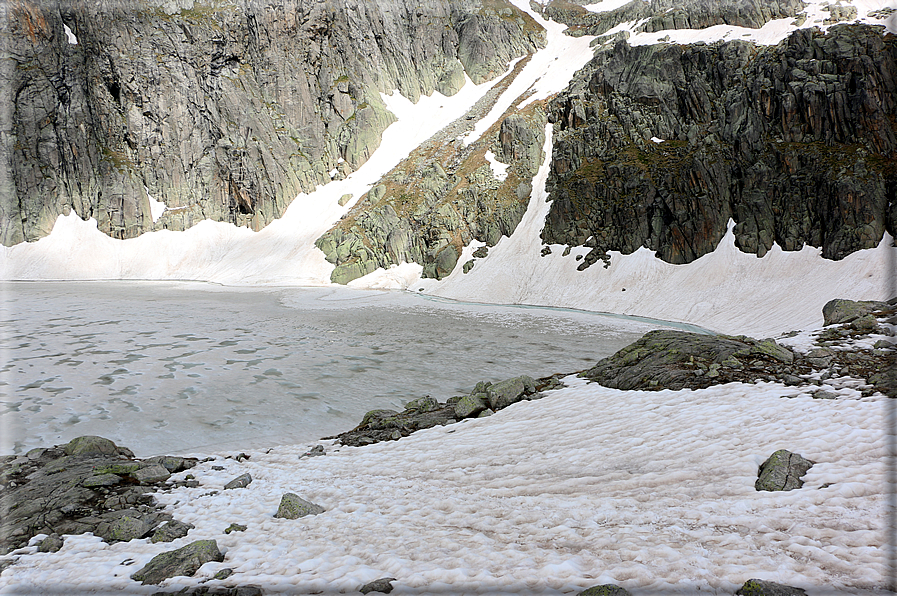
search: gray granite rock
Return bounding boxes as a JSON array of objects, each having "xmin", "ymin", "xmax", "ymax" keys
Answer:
[
  {"xmin": 224, "ymin": 473, "xmax": 252, "ymax": 490},
  {"xmin": 274, "ymin": 494, "xmax": 325, "ymax": 520},
  {"xmin": 151, "ymin": 520, "xmax": 195, "ymax": 543},
  {"xmin": 131, "ymin": 539, "xmax": 224, "ymax": 585},
  {"xmin": 736, "ymin": 578, "xmax": 808, "ymax": 596},
  {"xmin": 755, "ymin": 450, "xmax": 814, "ymax": 491},
  {"xmin": 360, "ymin": 577, "xmax": 397, "ymax": 594},
  {"xmin": 822, "ymin": 299, "xmax": 889, "ymax": 326}
]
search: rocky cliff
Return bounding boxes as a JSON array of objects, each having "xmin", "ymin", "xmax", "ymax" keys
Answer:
[
  {"xmin": 0, "ymin": 0, "xmax": 542, "ymax": 245},
  {"xmin": 543, "ymin": 23, "xmax": 897, "ymax": 267}
]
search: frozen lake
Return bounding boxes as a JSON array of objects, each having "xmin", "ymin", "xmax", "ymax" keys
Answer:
[{"xmin": 1, "ymin": 282, "xmax": 702, "ymax": 457}]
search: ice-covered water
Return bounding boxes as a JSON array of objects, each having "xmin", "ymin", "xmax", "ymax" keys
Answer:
[{"xmin": 1, "ymin": 282, "xmax": 699, "ymax": 457}]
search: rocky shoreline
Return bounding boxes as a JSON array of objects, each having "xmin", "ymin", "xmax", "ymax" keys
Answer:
[{"xmin": 0, "ymin": 298, "xmax": 892, "ymax": 594}]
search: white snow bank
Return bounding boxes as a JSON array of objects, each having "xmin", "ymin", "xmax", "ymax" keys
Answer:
[
  {"xmin": 2, "ymin": 379, "xmax": 886, "ymax": 594},
  {"xmin": 145, "ymin": 187, "xmax": 167, "ymax": 223},
  {"xmin": 584, "ymin": 0, "xmax": 645, "ymax": 14}
]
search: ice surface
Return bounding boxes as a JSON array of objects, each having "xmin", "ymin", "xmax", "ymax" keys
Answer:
[
  {"xmin": 0, "ymin": 282, "xmax": 673, "ymax": 457},
  {"xmin": 63, "ymin": 24, "xmax": 77, "ymax": 44}
]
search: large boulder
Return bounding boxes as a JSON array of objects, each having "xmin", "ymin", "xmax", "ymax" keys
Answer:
[
  {"xmin": 131, "ymin": 540, "xmax": 224, "ymax": 585},
  {"xmin": 274, "ymin": 494, "xmax": 325, "ymax": 520},
  {"xmin": 755, "ymin": 450, "xmax": 814, "ymax": 492},
  {"xmin": 63, "ymin": 436, "xmax": 129, "ymax": 458},
  {"xmin": 822, "ymin": 299, "xmax": 889, "ymax": 326},
  {"xmin": 578, "ymin": 585, "xmax": 632, "ymax": 596},
  {"xmin": 486, "ymin": 376, "xmax": 537, "ymax": 410},
  {"xmin": 582, "ymin": 331, "xmax": 796, "ymax": 391}
]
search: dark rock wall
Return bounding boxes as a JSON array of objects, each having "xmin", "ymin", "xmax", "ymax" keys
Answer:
[
  {"xmin": 543, "ymin": 24, "xmax": 897, "ymax": 268},
  {"xmin": 0, "ymin": 0, "xmax": 542, "ymax": 245}
]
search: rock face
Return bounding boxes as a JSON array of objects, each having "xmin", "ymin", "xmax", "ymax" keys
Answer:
[
  {"xmin": 544, "ymin": 24, "xmax": 896, "ymax": 268},
  {"xmin": 1, "ymin": 0, "xmax": 542, "ymax": 245},
  {"xmin": 755, "ymin": 449, "xmax": 814, "ymax": 491},
  {"xmin": 0, "ymin": 436, "xmax": 196, "ymax": 554}
]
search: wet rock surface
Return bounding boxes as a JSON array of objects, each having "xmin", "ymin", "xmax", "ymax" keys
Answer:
[{"xmin": 0, "ymin": 435, "xmax": 196, "ymax": 555}]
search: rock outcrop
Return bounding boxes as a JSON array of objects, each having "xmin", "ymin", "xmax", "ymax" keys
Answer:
[
  {"xmin": 544, "ymin": 24, "xmax": 896, "ymax": 268},
  {"xmin": 131, "ymin": 539, "xmax": 224, "ymax": 585},
  {"xmin": 1, "ymin": 0, "xmax": 543, "ymax": 245},
  {"xmin": 0, "ymin": 436, "xmax": 196, "ymax": 555}
]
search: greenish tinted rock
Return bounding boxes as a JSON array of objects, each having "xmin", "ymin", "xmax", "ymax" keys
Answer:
[
  {"xmin": 151, "ymin": 519, "xmax": 194, "ymax": 543},
  {"xmin": 578, "ymin": 585, "xmax": 632, "ymax": 596},
  {"xmin": 434, "ymin": 245, "xmax": 459, "ymax": 278},
  {"xmin": 477, "ymin": 408, "xmax": 495, "ymax": 417},
  {"xmin": 736, "ymin": 579, "xmax": 808, "ymax": 596},
  {"xmin": 822, "ymin": 299, "xmax": 889, "ymax": 326},
  {"xmin": 487, "ymin": 375, "xmax": 536, "ymax": 410},
  {"xmin": 849, "ymin": 314, "xmax": 879, "ymax": 333},
  {"xmin": 755, "ymin": 449, "xmax": 814, "ymax": 491},
  {"xmin": 64, "ymin": 436, "xmax": 119, "ymax": 457},
  {"xmin": 435, "ymin": 58, "xmax": 466, "ymax": 96},
  {"xmin": 463, "ymin": 259, "xmax": 475, "ymax": 273},
  {"xmin": 83, "ymin": 473, "xmax": 121, "ymax": 488},
  {"xmin": 224, "ymin": 523, "xmax": 247, "ymax": 534},
  {"xmin": 338, "ymin": 193, "xmax": 353, "ymax": 207},
  {"xmin": 472, "ymin": 246, "xmax": 489, "ymax": 258},
  {"xmin": 404, "ymin": 396, "xmax": 439, "ymax": 413},
  {"xmin": 143, "ymin": 455, "xmax": 196, "ymax": 473},
  {"xmin": 454, "ymin": 393, "xmax": 489, "ymax": 418},
  {"xmin": 37, "ymin": 534, "xmax": 64, "ymax": 553},
  {"xmin": 752, "ymin": 339, "xmax": 794, "ymax": 364},
  {"xmin": 274, "ymin": 493, "xmax": 325, "ymax": 519},
  {"xmin": 105, "ymin": 515, "xmax": 154, "ymax": 542},
  {"xmin": 130, "ymin": 539, "xmax": 224, "ymax": 585}
]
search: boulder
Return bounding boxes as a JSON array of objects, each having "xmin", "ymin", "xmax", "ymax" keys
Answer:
[
  {"xmin": 822, "ymin": 299, "xmax": 889, "ymax": 326},
  {"xmin": 224, "ymin": 523, "xmax": 247, "ymax": 534},
  {"xmin": 37, "ymin": 534, "xmax": 64, "ymax": 553},
  {"xmin": 755, "ymin": 450, "xmax": 814, "ymax": 491},
  {"xmin": 134, "ymin": 464, "xmax": 172, "ymax": 485},
  {"xmin": 487, "ymin": 375, "xmax": 536, "ymax": 410},
  {"xmin": 224, "ymin": 473, "xmax": 252, "ymax": 490},
  {"xmin": 63, "ymin": 436, "xmax": 124, "ymax": 458},
  {"xmin": 454, "ymin": 393, "xmax": 489, "ymax": 418},
  {"xmin": 736, "ymin": 579, "xmax": 808, "ymax": 596},
  {"xmin": 360, "ymin": 577, "xmax": 397, "ymax": 594},
  {"xmin": 131, "ymin": 540, "xmax": 224, "ymax": 585},
  {"xmin": 101, "ymin": 514, "xmax": 156, "ymax": 543},
  {"xmin": 274, "ymin": 494, "xmax": 325, "ymax": 519},
  {"xmin": 151, "ymin": 520, "xmax": 195, "ymax": 543}
]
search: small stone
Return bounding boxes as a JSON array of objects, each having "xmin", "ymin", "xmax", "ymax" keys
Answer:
[
  {"xmin": 274, "ymin": 493, "xmax": 325, "ymax": 519},
  {"xmin": 214, "ymin": 567, "xmax": 234, "ymax": 580},
  {"xmin": 360, "ymin": 577, "xmax": 397, "ymax": 594},
  {"xmin": 151, "ymin": 519, "xmax": 194, "ymax": 543},
  {"xmin": 224, "ymin": 473, "xmax": 252, "ymax": 490},
  {"xmin": 37, "ymin": 534, "xmax": 64, "ymax": 553},
  {"xmin": 813, "ymin": 390, "xmax": 838, "ymax": 400},
  {"xmin": 477, "ymin": 408, "xmax": 494, "ymax": 417},
  {"xmin": 224, "ymin": 523, "xmax": 247, "ymax": 534},
  {"xmin": 301, "ymin": 445, "xmax": 325, "ymax": 458},
  {"xmin": 130, "ymin": 539, "xmax": 224, "ymax": 585}
]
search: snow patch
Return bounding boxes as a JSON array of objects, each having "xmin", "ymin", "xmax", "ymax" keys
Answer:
[
  {"xmin": 145, "ymin": 187, "xmax": 167, "ymax": 223},
  {"xmin": 63, "ymin": 24, "xmax": 77, "ymax": 45},
  {"xmin": 650, "ymin": 136, "xmax": 665, "ymax": 143},
  {"xmin": 484, "ymin": 150, "xmax": 509, "ymax": 181}
]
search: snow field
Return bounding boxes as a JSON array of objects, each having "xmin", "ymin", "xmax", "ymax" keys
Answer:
[{"xmin": 2, "ymin": 378, "xmax": 886, "ymax": 594}]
